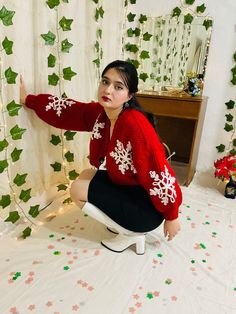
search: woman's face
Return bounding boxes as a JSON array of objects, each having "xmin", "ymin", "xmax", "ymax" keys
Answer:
[{"xmin": 97, "ymin": 68, "xmax": 131, "ymax": 115}]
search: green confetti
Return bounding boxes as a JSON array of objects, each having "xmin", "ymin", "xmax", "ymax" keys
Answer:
[
  {"xmin": 212, "ymin": 232, "xmax": 217, "ymax": 236},
  {"xmin": 165, "ymin": 278, "xmax": 172, "ymax": 285},
  {"xmin": 187, "ymin": 217, "xmax": 191, "ymax": 221},
  {"xmin": 186, "ymin": 205, "xmax": 190, "ymax": 208},
  {"xmin": 202, "ymin": 259, "xmax": 206, "ymax": 263},
  {"xmin": 200, "ymin": 243, "xmax": 206, "ymax": 249},
  {"xmin": 63, "ymin": 266, "xmax": 70, "ymax": 270},
  {"xmin": 204, "ymin": 221, "xmax": 210, "ymax": 225},
  {"xmin": 61, "ymin": 237, "xmax": 65, "ymax": 240},
  {"xmin": 49, "ymin": 234, "xmax": 55, "ymax": 238},
  {"xmin": 13, "ymin": 272, "xmax": 21, "ymax": 280},
  {"xmin": 146, "ymin": 292, "xmax": 153, "ymax": 299},
  {"xmin": 233, "ymin": 288, "xmax": 236, "ymax": 292},
  {"xmin": 53, "ymin": 251, "xmax": 61, "ymax": 255},
  {"xmin": 191, "ymin": 260, "xmax": 195, "ymax": 264},
  {"xmin": 157, "ymin": 253, "xmax": 163, "ymax": 258}
]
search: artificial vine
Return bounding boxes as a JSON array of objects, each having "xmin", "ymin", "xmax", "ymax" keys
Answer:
[
  {"xmin": 216, "ymin": 52, "xmax": 236, "ymax": 156},
  {"xmin": 92, "ymin": 0, "xmax": 104, "ymax": 80},
  {"xmin": 41, "ymin": 0, "xmax": 79, "ymax": 204},
  {"xmin": 0, "ymin": 5, "xmax": 37, "ymax": 238}
]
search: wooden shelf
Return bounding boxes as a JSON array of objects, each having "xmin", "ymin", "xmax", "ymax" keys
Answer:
[{"xmin": 136, "ymin": 92, "xmax": 208, "ymax": 186}]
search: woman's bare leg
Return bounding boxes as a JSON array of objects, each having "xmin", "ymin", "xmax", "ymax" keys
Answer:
[{"xmin": 70, "ymin": 168, "xmax": 97, "ymax": 209}]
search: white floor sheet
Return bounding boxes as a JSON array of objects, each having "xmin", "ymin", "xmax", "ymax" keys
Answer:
[{"xmin": 0, "ymin": 173, "xmax": 236, "ymax": 314}]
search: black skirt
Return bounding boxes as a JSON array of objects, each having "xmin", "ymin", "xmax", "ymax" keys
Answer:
[{"xmin": 88, "ymin": 170, "xmax": 164, "ymax": 232}]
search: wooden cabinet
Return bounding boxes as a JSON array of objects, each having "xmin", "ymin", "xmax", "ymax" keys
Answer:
[{"xmin": 136, "ymin": 92, "xmax": 208, "ymax": 186}]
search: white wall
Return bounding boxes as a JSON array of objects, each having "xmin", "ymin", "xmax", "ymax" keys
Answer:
[{"xmin": 132, "ymin": 0, "xmax": 236, "ymax": 173}]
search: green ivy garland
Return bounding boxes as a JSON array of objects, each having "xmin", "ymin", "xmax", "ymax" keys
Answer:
[{"xmin": 216, "ymin": 52, "xmax": 236, "ymax": 156}]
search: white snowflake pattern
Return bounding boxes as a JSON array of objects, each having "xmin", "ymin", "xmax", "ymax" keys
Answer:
[
  {"xmin": 149, "ymin": 165, "xmax": 176, "ymax": 205},
  {"xmin": 110, "ymin": 140, "xmax": 137, "ymax": 175},
  {"xmin": 46, "ymin": 96, "xmax": 76, "ymax": 117},
  {"xmin": 91, "ymin": 118, "xmax": 105, "ymax": 140}
]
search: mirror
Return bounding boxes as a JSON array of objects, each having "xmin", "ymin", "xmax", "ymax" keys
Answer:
[{"xmin": 137, "ymin": 14, "xmax": 212, "ymax": 92}]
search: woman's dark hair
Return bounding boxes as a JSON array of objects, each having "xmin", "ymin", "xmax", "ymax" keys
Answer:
[{"xmin": 101, "ymin": 60, "xmax": 158, "ymax": 131}]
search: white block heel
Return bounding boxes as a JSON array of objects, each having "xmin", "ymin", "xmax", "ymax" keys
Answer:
[{"xmin": 101, "ymin": 234, "xmax": 146, "ymax": 255}]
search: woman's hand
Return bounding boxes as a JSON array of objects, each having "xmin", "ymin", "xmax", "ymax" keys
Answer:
[
  {"xmin": 20, "ymin": 75, "xmax": 27, "ymax": 105},
  {"xmin": 163, "ymin": 219, "xmax": 180, "ymax": 241}
]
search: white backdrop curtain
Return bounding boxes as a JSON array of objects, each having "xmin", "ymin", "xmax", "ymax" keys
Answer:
[{"xmin": 0, "ymin": 0, "xmax": 125, "ymax": 223}]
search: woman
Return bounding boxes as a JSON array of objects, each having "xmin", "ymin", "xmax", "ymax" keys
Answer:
[{"xmin": 20, "ymin": 60, "xmax": 182, "ymax": 255}]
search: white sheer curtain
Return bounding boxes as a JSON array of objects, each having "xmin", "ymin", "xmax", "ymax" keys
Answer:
[{"xmin": 0, "ymin": 0, "xmax": 125, "ymax": 224}]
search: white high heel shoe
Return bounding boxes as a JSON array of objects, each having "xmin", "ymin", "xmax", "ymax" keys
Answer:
[
  {"xmin": 101, "ymin": 233, "xmax": 145, "ymax": 255},
  {"xmin": 82, "ymin": 202, "xmax": 146, "ymax": 255}
]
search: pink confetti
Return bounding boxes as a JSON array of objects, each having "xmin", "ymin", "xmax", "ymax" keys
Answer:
[
  {"xmin": 128, "ymin": 307, "xmax": 136, "ymax": 313},
  {"xmin": 194, "ymin": 243, "xmax": 201, "ymax": 250},
  {"xmin": 88, "ymin": 286, "xmax": 94, "ymax": 291},
  {"xmin": 94, "ymin": 249, "xmax": 100, "ymax": 256},
  {"xmin": 135, "ymin": 302, "xmax": 142, "ymax": 308},
  {"xmin": 48, "ymin": 245, "xmax": 54, "ymax": 249},
  {"xmin": 171, "ymin": 296, "xmax": 177, "ymax": 301},
  {"xmin": 153, "ymin": 291, "xmax": 160, "ymax": 297},
  {"xmin": 28, "ymin": 272, "xmax": 35, "ymax": 276},
  {"xmin": 46, "ymin": 301, "xmax": 53, "ymax": 307},
  {"xmin": 9, "ymin": 307, "xmax": 18, "ymax": 314},
  {"xmin": 72, "ymin": 239, "xmax": 77, "ymax": 243},
  {"xmin": 133, "ymin": 294, "xmax": 140, "ymax": 299},
  {"xmin": 68, "ymin": 260, "xmax": 74, "ymax": 264},
  {"xmin": 28, "ymin": 304, "xmax": 35, "ymax": 311},
  {"xmin": 72, "ymin": 304, "xmax": 79, "ymax": 311},
  {"xmin": 191, "ymin": 223, "xmax": 196, "ymax": 229},
  {"xmin": 8, "ymin": 279, "xmax": 14, "ymax": 284},
  {"xmin": 66, "ymin": 251, "xmax": 72, "ymax": 255}
]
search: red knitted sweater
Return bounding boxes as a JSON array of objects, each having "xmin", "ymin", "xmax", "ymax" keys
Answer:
[{"xmin": 25, "ymin": 94, "xmax": 182, "ymax": 220}]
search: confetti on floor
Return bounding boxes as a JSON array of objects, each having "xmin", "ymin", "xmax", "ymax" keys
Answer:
[{"xmin": 0, "ymin": 174, "xmax": 236, "ymax": 313}]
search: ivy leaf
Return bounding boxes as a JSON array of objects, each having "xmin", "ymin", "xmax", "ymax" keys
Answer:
[
  {"xmin": 140, "ymin": 50, "xmax": 150, "ymax": 59},
  {"xmin": 41, "ymin": 31, "xmax": 56, "ymax": 45},
  {"xmin": 143, "ymin": 32, "xmax": 152, "ymax": 41},
  {"xmin": 93, "ymin": 58, "xmax": 100, "ymax": 68},
  {"xmin": 133, "ymin": 28, "xmax": 141, "ymax": 37},
  {"xmin": 0, "ymin": 194, "xmax": 11, "ymax": 208},
  {"xmin": 92, "ymin": 0, "xmax": 99, "ymax": 3},
  {"xmin": 94, "ymin": 40, "xmax": 99, "ymax": 52},
  {"xmin": 63, "ymin": 67, "xmax": 76, "ymax": 81},
  {"xmin": 185, "ymin": 0, "xmax": 195, "ymax": 4},
  {"xmin": 46, "ymin": 0, "xmax": 60, "ymax": 9},
  {"xmin": 68, "ymin": 169, "xmax": 79, "ymax": 180},
  {"xmin": 2, "ymin": 36, "xmax": 13, "ymax": 55},
  {"xmin": 64, "ymin": 130, "xmax": 77, "ymax": 140},
  {"xmin": 216, "ymin": 144, "xmax": 225, "ymax": 153},
  {"xmin": 48, "ymin": 73, "xmax": 60, "ymax": 86},
  {"xmin": 29, "ymin": 205, "xmax": 40, "ymax": 218},
  {"xmin": 229, "ymin": 148, "xmax": 236, "ymax": 156},
  {"xmin": 203, "ymin": 19, "xmax": 213, "ymax": 30},
  {"xmin": 139, "ymin": 14, "xmax": 147, "ymax": 24},
  {"xmin": 5, "ymin": 67, "xmax": 18, "ymax": 84},
  {"xmin": 231, "ymin": 76, "xmax": 236, "ymax": 85},
  {"xmin": 50, "ymin": 134, "xmax": 61, "ymax": 145},
  {"xmin": 13, "ymin": 173, "xmax": 27, "ymax": 187},
  {"xmin": 5, "ymin": 211, "xmax": 20, "ymax": 224},
  {"xmin": 130, "ymin": 0, "xmax": 136, "ymax": 4},
  {"xmin": 11, "ymin": 148, "xmax": 23, "ymax": 162},
  {"xmin": 7, "ymin": 100, "xmax": 22, "ymax": 116},
  {"xmin": 225, "ymin": 113, "xmax": 234, "ymax": 122},
  {"xmin": 0, "ymin": 6, "xmax": 15, "ymax": 26},
  {"xmin": 22, "ymin": 227, "xmax": 32, "ymax": 239},
  {"xmin": 48, "ymin": 54, "xmax": 56, "ymax": 68},
  {"xmin": 224, "ymin": 123, "xmax": 234, "ymax": 132},
  {"xmin": 57, "ymin": 184, "xmax": 68, "ymax": 191},
  {"xmin": 62, "ymin": 0, "xmax": 69, "ymax": 2},
  {"xmin": 197, "ymin": 4, "xmax": 206, "ymax": 13},
  {"xmin": 50, "ymin": 162, "xmax": 62, "ymax": 171},
  {"xmin": 59, "ymin": 16, "xmax": 73, "ymax": 31},
  {"xmin": 139, "ymin": 73, "xmax": 149, "ymax": 82},
  {"xmin": 0, "ymin": 139, "xmax": 8, "ymax": 152},
  {"xmin": 225, "ymin": 100, "xmax": 235, "ymax": 109},
  {"xmin": 61, "ymin": 38, "xmax": 73, "ymax": 52},
  {"xmin": 184, "ymin": 14, "xmax": 194, "ymax": 24},
  {"xmin": 233, "ymin": 139, "xmax": 236, "ymax": 147},
  {"xmin": 126, "ymin": 58, "xmax": 140, "ymax": 68},
  {"xmin": 125, "ymin": 43, "xmax": 139, "ymax": 53},
  {"xmin": 127, "ymin": 28, "xmax": 134, "ymax": 37},
  {"xmin": 172, "ymin": 7, "xmax": 182, "ymax": 17},
  {"xmin": 97, "ymin": 28, "xmax": 102, "ymax": 39},
  {"xmin": 127, "ymin": 12, "xmax": 136, "ymax": 22},
  {"xmin": 64, "ymin": 151, "xmax": 74, "ymax": 162},
  {"xmin": 10, "ymin": 125, "xmax": 26, "ymax": 140},
  {"xmin": 19, "ymin": 189, "xmax": 31, "ymax": 202},
  {"xmin": 233, "ymin": 52, "xmax": 236, "ymax": 62},
  {"xmin": 95, "ymin": 6, "xmax": 104, "ymax": 21},
  {"xmin": 63, "ymin": 197, "xmax": 72, "ymax": 204}
]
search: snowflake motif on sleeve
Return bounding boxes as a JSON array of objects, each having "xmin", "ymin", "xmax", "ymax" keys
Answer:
[
  {"xmin": 110, "ymin": 140, "xmax": 137, "ymax": 175},
  {"xmin": 149, "ymin": 165, "xmax": 176, "ymax": 205},
  {"xmin": 46, "ymin": 96, "xmax": 76, "ymax": 117},
  {"xmin": 91, "ymin": 118, "xmax": 105, "ymax": 140}
]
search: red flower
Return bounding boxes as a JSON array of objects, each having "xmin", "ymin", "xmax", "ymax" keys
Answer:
[{"xmin": 214, "ymin": 154, "xmax": 236, "ymax": 181}]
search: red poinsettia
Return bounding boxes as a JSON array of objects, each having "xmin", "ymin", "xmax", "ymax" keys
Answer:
[{"xmin": 214, "ymin": 154, "xmax": 236, "ymax": 181}]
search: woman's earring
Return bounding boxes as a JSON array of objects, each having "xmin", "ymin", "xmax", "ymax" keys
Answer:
[{"xmin": 123, "ymin": 102, "xmax": 130, "ymax": 109}]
